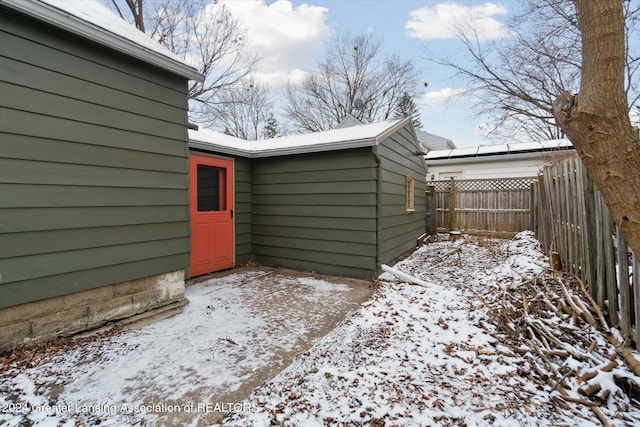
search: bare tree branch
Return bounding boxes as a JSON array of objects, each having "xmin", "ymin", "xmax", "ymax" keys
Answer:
[
  {"xmin": 109, "ymin": 0, "xmax": 261, "ymax": 124},
  {"xmin": 285, "ymin": 32, "xmax": 419, "ymax": 132},
  {"xmin": 425, "ymin": 0, "xmax": 639, "ymax": 143}
]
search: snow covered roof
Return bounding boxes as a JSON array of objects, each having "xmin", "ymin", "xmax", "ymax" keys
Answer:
[
  {"xmin": 189, "ymin": 118, "xmax": 412, "ymax": 158},
  {"xmin": 425, "ymin": 139, "xmax": 574, "ymax": 161},
  {"xmin": 0, "ymin": 0, "xmax": 203, "ymax": 81},
  {"xmin": 415, "ymin": 129, "xmax": 456, "ymax": 151}
]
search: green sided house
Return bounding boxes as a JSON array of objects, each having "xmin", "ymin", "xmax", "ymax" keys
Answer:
[
  {"xmin": 188, "ymin": 117, "xmax": 428, "ymax": 281},
  {"xmin": 0, "ymin": 0, "xmax": 427, "ymax": 350},
  {"xmin": 0, "ymin": 0, "xmax": 203, "ymax": 348}
]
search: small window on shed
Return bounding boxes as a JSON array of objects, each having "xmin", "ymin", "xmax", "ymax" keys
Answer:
[{"xmin": 406, "ymin": 176, "xmax": 415, "ymax": 212}]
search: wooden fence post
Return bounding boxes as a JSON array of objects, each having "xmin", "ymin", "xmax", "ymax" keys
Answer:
[
  {"xmin": 617, "ymin": 228, "xmax": 631, "ymax": 339},
  {"xmin": 425, "ymin": 186, "xmax": 437, "ymax": 235},
  {"xmin": 633, "ymin": 250, "xmax": 640, "ymax": 350},
  {"xmin": 530, "ymin": 181, "xmax": 538, "ymax": 236},
  {"xmin": 448, "ymin": 177, "xmax": 456, "ymax": 231}
]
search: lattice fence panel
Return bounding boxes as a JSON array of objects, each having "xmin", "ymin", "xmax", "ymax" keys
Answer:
[
  {"xmin": 431, "ymin": 176, "xmax": 538, "ymax": 235},
  {"xmin": 432, "ymin": 177, "xmax": 538, "ymax": 192}
]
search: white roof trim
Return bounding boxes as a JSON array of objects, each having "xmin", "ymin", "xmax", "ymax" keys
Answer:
[
  {"xmin": 1, "ymin": 0, "xmax": 203, "ymax": 81},
  {"xmin": 189, "ymin": 118, "xmax": 410, "ymax": 158},
  {"xmin": 425, "ymin": 139, "xmax": 574, "ymax": 160}
]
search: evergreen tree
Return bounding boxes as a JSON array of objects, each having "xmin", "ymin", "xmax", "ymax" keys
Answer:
[
  {"xmin": 394, "ymin": 92, "xmax": 422, "ymax": 129},
  {"xmin": 262, "ymin": 112, "xmax": 279, "ymax": 139}
]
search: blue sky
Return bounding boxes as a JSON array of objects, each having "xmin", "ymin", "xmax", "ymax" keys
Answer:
[
  {"xmin": 219, "ymin": 0, "xmax": 518, "ymax": 147},
  {"xmin": 104, "ymin": 0, "xmax": 520, "ymax": 146}
]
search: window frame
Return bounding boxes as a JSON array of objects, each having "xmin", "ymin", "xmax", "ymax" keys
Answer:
[{"xmin": 405, "ymin": 176, "xmax": 415, "ymax": 213}]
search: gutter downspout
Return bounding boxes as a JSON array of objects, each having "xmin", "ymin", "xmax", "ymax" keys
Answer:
[{"xmin": 373, "ymin": 147, "xmax": 383, "ymax": 279}]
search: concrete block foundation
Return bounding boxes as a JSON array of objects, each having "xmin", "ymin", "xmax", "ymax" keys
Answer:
[{"xmin": 0, "ymin": 271, "xmax": 185, "ymax": 351}]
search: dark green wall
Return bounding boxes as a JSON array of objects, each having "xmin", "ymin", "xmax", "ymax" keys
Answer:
[
  {"xmin": 0, "ymin": 7, "xmax": 191, "ymax": 308},
  {"xmin": 252, "ymin": 149, "xmax": 379, "ymax": 279},
  {"xmin": 377, "ymin": 123, "xmax": 427, "ymax": 267},
  {"xmin": 234, "ymin": 157, "xmax": 253, "ymax": 265}
]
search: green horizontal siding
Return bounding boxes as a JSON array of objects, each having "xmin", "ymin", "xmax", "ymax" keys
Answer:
[
  {"xmin": 1, "ymin": 206, "xmax": 189, "ymax": 233},
  {"xmin": 3, "ymin": 133, "xmax": 188, "ymax": 173},
  {"xmin": 1, "ymin": 15, "xmax": 186, "ymax": 103},
  {"xmin": 253, "ymin": 204, "xmax": 376, "ymax": 218},
  {"xmin": 2, "ymin": 56, "xmax": 184, "ymax": 124},
  {"xmin": 1, "ymin": 82, "xmax": 185, "ymax": 140},
  {"xmin": 2, "ymin": 238, "xmax": 189, "ymax": 283},
  {"xmin": 252, "ymin": 193, "xmax": 376, "ymax": 206},
  {"xmin": 1, "ymin": 158, "xmax": 187, "ymax": 189},
  {"xmin": 0, "ymin": 8, "xmax": 191, "ymax": 308},
  {"xmin": 1, "ymin": 108, "xmax": 187, "ymax": 157},
  {"xmin": 253, "ymin": 180, "xmax": 376, "ymax": 195},
  {"xmin": 377, "ymin": 123, "xmax": 427, "ymax": 267},
  {"xmin": 234, "ymin": 157, "xmax": 253, "ymax": 265},
  {"xmin": 0, "ymin": 184, "xmax": 188, "ymax": 208},
  {"xmin": 253, "ymin": 250, "xmax": 376, "ymax": 280},
  {"xmin": 0, "ymin": 223, "xmax": 189, "ymax": 258},
  {"xmin": 252, "ymin": 215, "xmax": 377, "ymax": 232},
  {"xmin": 252, "ymin": 149, "xmax": 378, "ymax": 277},
  {"xmin": 253, "ymin": 225, "xmax": 376, "ymax": 244}
]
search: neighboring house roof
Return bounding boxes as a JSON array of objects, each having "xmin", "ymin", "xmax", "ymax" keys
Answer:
[
  {"xmin": 415, "ymin": 129, "xmax": 456, "ymax": 151},
  {"xmin": 425, "ymin": 139, "xmax": 574, "ymax": 161},
  {"xmin": 0, "ymin": 0, "xmax": 203, "ymax": 81},
  {"xmin": 335, "ymin": 113, "xmax": 364, "ymax": 129},
  {"xmin": 189, "ymin": 118, "xmax": 417, "ymax": 158}
]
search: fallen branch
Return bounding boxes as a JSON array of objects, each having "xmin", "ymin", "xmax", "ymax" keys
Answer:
[
  {"xmin": 608, "ymin": 334, "xmax": 640, "ymax": 376},
  {"xmin": 556, "ymin": 270, "xmax": 609, "ymax": 332},
  {"xmin": 381, "ymin": 264, "xmax": 431, "ymax": 288}
]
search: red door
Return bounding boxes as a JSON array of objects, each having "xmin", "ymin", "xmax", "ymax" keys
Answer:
[{"xmin": 189, "ymin": 155, "xmax": 234, "ymax": 276}]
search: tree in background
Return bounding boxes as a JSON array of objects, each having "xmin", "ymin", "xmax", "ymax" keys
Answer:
[
  {"xmin": 109, "ymin": 0, "xmax": 260, "ymax": 124},
  {"xmin": 553, "ymin": 0, "xmax": 640, "ymax": 255},
  {"xmin": 262, "ymin": 113, "xmax": 280, "ymax": 139},
  {"xmin": 426, "ymin": 0, "xmax": 639, "ymax": 143},
  {"xmin": 285, "ymin": 33, "xmax": 419, "ymax": 132},
  {"xmin": 213, "ymin": 79, "xmax": 278, "ymax": 141},
  {"xmin": 394, "ymin": 92, "xmax": 423, "ymax": 129}
]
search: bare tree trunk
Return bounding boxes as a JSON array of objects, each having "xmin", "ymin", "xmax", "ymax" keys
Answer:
[
  {"xmin": 553, "ymin": 0, "xmax": 640, "ymax": 255},
  {"xmin": 111, "ymin": 0, "xmax": 144, "ymax": 32}
]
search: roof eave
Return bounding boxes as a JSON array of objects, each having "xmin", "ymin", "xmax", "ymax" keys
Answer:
[
  {"xmin": 255, "ymin": 138, "xmax": 376, "ymax": 158},
  {"xmin": 188, "ymin": 140, "xmax": 250, "ymax": 157},
  {"xmin": 426, "ymin": 148, "xmax": 576, "ymax": 165},
  {"xmin": 188, "ymin": 137, "xmax": 377, "ymax": 158},
  {"xmin": 1, "ymin": 0, "xmax": 204, "ymax": 81},
  {"xmin": 374, "ymin": 117, "xmax": 410, "ymax": 144}
]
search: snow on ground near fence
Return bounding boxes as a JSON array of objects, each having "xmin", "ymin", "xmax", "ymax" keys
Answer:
[
  {"xmin": 226, "ymin": 232, "xmax": 640, "ymax": 427},
  {"xmin": 2, "ymin": 231, "xmax": 639, "ymax": 426}
]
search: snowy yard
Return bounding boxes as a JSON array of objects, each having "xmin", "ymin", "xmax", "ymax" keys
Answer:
[
  {"xmin": 2, "ymin": 232, "xmax": 639, "ymax": 426},
  {"xmin": 226, "ymin": 232, "xmax": 640, "ymax": 426},
  {"xmin": 0, "ymin": 269, "xmax": 370, "ymax": 426}
]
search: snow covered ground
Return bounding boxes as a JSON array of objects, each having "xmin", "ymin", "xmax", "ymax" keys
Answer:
[
  {"xmin": 0, "ymin": 269, "xmax": 368, "ymax": 426},
  {"xmin": 2, "ymin": 232, "xmax": 639, "ymax": 426},
  {"xmin": 226, "ymin": 232, "xmax": 640, "ymax": 427}
]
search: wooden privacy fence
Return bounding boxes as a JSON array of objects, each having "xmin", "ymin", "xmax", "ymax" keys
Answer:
[
  {"xmin": 533, "ymin": 155, "xmax": 639, "ymax": 349},
  {"xmin": 432, "ymin": 177, "xmax": 537, "ymax": 236}
]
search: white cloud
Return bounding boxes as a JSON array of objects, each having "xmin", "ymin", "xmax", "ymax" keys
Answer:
[
  {"xmin": 221, "ymin": 0, "xmax": 330, "ymax": 87},
  {"xmin": 420, "ymin": 88, "xmax": 465, "ymax": 105},
  {"xmin": 405, "ymin": 2, "xmax": 510, "ymax": 41}
]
